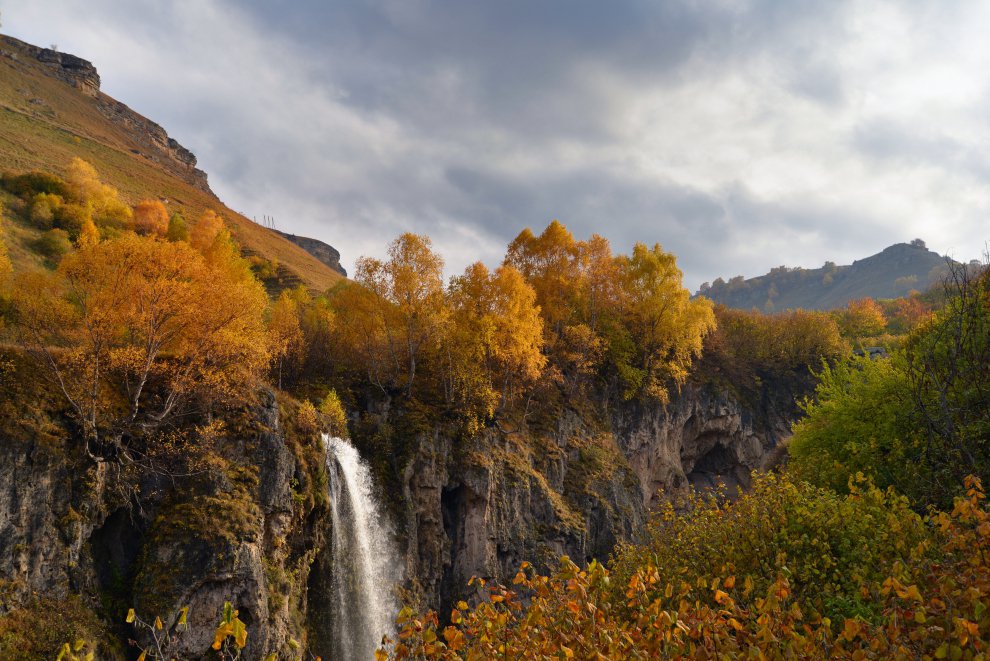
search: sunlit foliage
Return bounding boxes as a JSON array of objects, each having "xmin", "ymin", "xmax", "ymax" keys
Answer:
[
  {"xmin": 11, "ymin": 232, "xmax": 269, "ymax": 456},
  {"xmin": 444, "ymin": 262, "xmax": 545, "ymax": 425},
  {"xmin": 835, "ymin": 296, "xmax": 887, "ymax": 339},
  {"xmin": 132, "ymin": 198, "xmax": 170, "ymax": 237},
  {"xmin": 504, "ymin": 221, "xmax": 714, "ymax": 401}
]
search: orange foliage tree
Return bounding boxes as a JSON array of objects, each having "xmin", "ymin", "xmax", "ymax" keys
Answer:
[
  {"xmin": 11, "ymin": 233, "xmax": 268, "ymax": 458},
  {"xmin": 836, "ymin": 297, "xmax": 887, "ymax": 339},
  {"xmin": 505, "ymin": 221, "xmax": 714, "ymax": 401},
  {"xmin": 349, "ymin": 233, "xmax": 448, "ymax": 396},
  {"xmin": 267, "ymin": 290, "xmax": 306, "ymax": 389},
  {"xmin": 131, "ymin": 199, "xmax": 169, "ymax": 237}
]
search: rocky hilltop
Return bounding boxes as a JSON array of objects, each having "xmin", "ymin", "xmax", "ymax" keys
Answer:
[
  {"xmin": 701, "ymin": 241, "xmax": 951, "ymax": 311},
  {"xmin": 0, "ymin": 35, "xmax": 210, "ymax": 193}
]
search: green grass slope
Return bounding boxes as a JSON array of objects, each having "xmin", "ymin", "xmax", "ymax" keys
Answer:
[{"xmin": 0, "ymin": 33, "xmax": 343, "ymax": 291}]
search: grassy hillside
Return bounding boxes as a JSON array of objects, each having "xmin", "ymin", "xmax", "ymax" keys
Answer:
[
  {"xmin": 0, "ymin": 34, "xmax": 342, "ymax": 291},
  {"xmin": 700, "ymin": 241, "xmax": 950, "ymax": 311}
]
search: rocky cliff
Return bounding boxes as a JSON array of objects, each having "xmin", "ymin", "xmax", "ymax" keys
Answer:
[
  {"xmin": 0, "ymin": 360, "xmax": 334, "ymax": 658},
  {"xmin": 383, "ymin": 375, "xmax": 794, "ymax": 613},
  {"xmin": 275, "ymin": 230, "xmax": 347, "ymax": 277},
  {"xmin": 0, "ymin": 347, "xmax": 798, "ymax": 656}
]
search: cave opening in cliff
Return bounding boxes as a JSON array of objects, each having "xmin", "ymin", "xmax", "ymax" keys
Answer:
[
  {"xmin": 687, "ymin": 443, "xmax": 739, "ymax": 493},
  {"xmin": 440, "ymin": 484, "xmax": 467, "ymax": 611},
  {"xmin": 89, "ymin": 508, "xmax": 143, "ymax": 608}
]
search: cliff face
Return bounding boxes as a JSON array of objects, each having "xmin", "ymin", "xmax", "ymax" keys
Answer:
[
  {"xmin": 0, "ymin": 384, "xmax": 332, "ymax": 658},
  {"xmin": 391, "ymin": 378, "xmax": 793, "ymax": 612},
  {"xmin": 0, "ymin": 360, "xmax": 797, "ymax": 655},
  {"xmin": 275, "ymin": 231, "xmax": 347, "ymax": 277}
]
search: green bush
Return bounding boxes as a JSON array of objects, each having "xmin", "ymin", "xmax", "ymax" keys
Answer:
[
  {"xmin": 31, "ymin": 228, "xmax": 73, "ymax": 261},
  {"xmin": 0, "ymin": 171, "xmax": 69, "ymax": 198},
  {"xmin": 610, "ymin": 472, "xmax": 929, "ymax": 622},
  {"xmin": 166, "ymin": 212, "xmax": 189, "ymax": 242},
  {"xmin": 789, "ymin": 356, "xmax": 920, "ymax": 495},
  {"xmin": 789, "ymin": 265, "xmax": 990, "ymax": 509}
]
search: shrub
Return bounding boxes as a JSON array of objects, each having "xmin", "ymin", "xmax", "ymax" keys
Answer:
[
  {"xmin": 610, "ymin": 472, "xmax": 928, "ymax": 622},
  {"xmin": 319, "ymin": 389, "xmax": 348, "ymax": 437},
  {"xmin": 789, "ymin": 355, "xmax": 920, "ymax": 496},
  {"xmin": 31, "ymin": 228, "xmax": 72, "ymax": 261},
  {"xmin": 131, "ymin": 199, "xmax": 169, "ymax": 236},
  {"xmin": 0, "ymin": 170, "xmax": 69, "ymax": 198},
  {"xmin": 384, "ymin": 476, "xmax": 990, "ymax": 660},
  {"xmin": 53, "ymin": 203, "xmax": 91, "ymax": 239},
  {"xmin": 166, "ymin": 212, "xmax": 189, "ymax": 242},
  {"xmin": 27, "ymin": 192, "xmax": 62, "ymax": 229}
]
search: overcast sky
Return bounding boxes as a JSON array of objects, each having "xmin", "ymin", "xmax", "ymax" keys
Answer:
[{"xmin": 5, "ymin": 0, "xmax": 989, "ymax": 288}]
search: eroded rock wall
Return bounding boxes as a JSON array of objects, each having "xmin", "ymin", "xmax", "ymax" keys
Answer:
[
  {"xmin": 0, "ymin": 388, "xmax": 332, "ymax": 659},
  {"xmin": 392, "ymin": 379, "xmax": 795, "ymax": 611}
]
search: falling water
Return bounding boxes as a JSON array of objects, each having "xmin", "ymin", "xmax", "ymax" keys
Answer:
[{"xmin": 324, "ymin": 434, "xmax": 401, "ymax": 661}]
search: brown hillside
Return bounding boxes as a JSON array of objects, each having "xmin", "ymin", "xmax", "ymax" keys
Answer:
[{"xmin": 0, "ymin": 34, "xmax": 343, "ymax": 291}]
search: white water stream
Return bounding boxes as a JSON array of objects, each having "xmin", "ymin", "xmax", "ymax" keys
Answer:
[{"xmin": 324, "ymin": 434, "xmax": 401, "ymax": 661}]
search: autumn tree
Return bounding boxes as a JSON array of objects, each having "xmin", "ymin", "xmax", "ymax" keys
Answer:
[
  {"xmin": 445, "ymin": 262, "xmax": 545, "ymax": 423},
  {"xmin": 64, "ymin": 157, "xmax": 132, "ymax": 231},
  {"xmin": 132, "ymin": 199, "xmax": 169, "ymax": 237},
  {"xmin": 350, "ymin": 233, "xmax": 448, "ymax": 396},
  {"xmin": 836, "ymin": 297, "xmax": 887, "ymax": 338},
  {"xmin": 614, "ymin": 242, "xmax": 716, "ymax": 401},
  {"xmin": 504, "ymin": 222, "xmax": 624, "ymax": 394},
  {"xmin": 267, "ymin": 290, "xmax": 305, "ymax": 389},
  {"xmin": 504, "ymin": 220, "xmax": 582, "ymax": 335},
  {"xmin": 295, "ymin": 288, "xmax": 336, "ymax": 377},
  {"xmin": 329, "ymin": 280, "xmax": 393, "ymax": 391},
  {"xmin": 11, "ymin": 233, "xmax": 268, "ymax": 460},
  {"xmin": 190, "ymin": 209, "xmax": 225, "ymax": 253}
]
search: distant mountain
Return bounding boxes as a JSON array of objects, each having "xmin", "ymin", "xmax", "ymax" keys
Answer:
[
  {"xmin": 0, "ymin": 34, "xmax": 344, "ymax": 290},
  {"xmin": 699, "ymin": 241, "xmax": 951, "ymax": 311}
]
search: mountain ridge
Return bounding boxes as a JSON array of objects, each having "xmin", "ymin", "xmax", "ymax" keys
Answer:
[{"xmin": 699, "ymin": 240, "xmax": 951, "ymax": 311}]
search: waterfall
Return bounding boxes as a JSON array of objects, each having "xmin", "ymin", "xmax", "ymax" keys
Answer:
[{"xmin": 324, "ymin": 434, "xmax": 401, "ymax": 661}]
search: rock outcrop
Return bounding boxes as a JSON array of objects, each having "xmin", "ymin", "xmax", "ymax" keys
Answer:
[
  {"xmin": 615, "ymin": 383, "xmax": 790, "ymax": 506},
  {"xmin": 94, "ymin": 95, "xmax": 211, "ymax": 192},
  {"xmin": 275, "ymin": 231, "xmax": 347, "ymax": 277}
]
